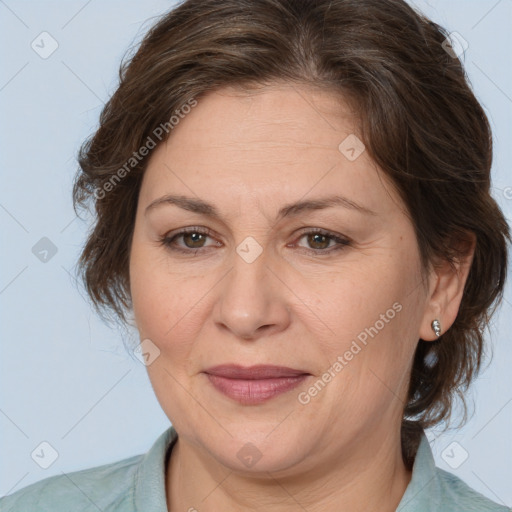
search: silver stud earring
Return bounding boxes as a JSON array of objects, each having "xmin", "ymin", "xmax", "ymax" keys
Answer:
[{"xmin": 431, "ymin": 319, "xmax": 441, "ymax": 338}]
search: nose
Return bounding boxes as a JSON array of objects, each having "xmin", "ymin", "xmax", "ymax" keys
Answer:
[{"xmin": 213, "ymin": 249, "xmax": 292, "ymax": 342}]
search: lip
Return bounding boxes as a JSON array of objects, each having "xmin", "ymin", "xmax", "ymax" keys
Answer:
[
  {"xmin": 203, "ymin": 365, "xmax": 310, "ymax": 405},
  {"xmin": 204, "ymin": 364, "xmax": 309, "ymax": 379}
]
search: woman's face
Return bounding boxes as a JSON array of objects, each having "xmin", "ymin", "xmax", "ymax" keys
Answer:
[{"xmin": 129, "ymin": 83, "xmax": 436, "ymax": 474}]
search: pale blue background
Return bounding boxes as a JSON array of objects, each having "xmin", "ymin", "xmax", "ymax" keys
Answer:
[{"xmin": 1, "ymin": 0, "xmax": 511, "ymax": 506}]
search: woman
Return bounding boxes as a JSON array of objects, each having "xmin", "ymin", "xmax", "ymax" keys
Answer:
[{"xmin": 1, "ymin": 0, "xmax": 509, "ymax": 510}]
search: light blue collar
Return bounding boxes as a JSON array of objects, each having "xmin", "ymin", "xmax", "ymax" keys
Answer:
[
  {"xmin": 134, "ymin": 426, "xmax": 178, "ymax": 512},
  {"xmin": 396, "ymin": 431, "xmax": 439, "ymax": 511}
]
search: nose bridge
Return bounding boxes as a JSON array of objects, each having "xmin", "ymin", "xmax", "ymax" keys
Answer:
[
  {"xmin": 226, "ymin": 238, "xmax": 272, "ymax": 312},
  {"xmin": 214, "ymin": 237, "xmax": 290, "ymax": 340}
]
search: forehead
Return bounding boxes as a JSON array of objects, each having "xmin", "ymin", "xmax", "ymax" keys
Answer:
[
  {"xmin": 170, "ymin": 83, "xmax": 359, "ymax": 148},
  {"xmin": 139, "ymin": 84, "xmax": 401, "ymax": 220}
]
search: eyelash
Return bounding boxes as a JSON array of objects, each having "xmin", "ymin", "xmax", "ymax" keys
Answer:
[{"xmin": 159, "ymin": 226, "xmax": 351, "ymax": 256}]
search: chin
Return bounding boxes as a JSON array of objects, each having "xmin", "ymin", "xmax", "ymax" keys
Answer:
[
  {"xmin": 197, "ymin": 425, "xmax": 313, "ymax": 475},
  {"xmin": 221, "ymin": 441, "xmax": 307, "ymax": 475}
]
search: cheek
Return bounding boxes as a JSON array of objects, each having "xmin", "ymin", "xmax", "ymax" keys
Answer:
[
  {"xmin": 312, "ymin": 247, "xmax": 425, "ymax": 381},
  {"xmin": 129, "ymin": 232, "xmax": 205, "ymax": 339},
  {"xmin": 130, "ymin": 236, "xmax": 186, "ymax": 345},
  {"xmin": 311, "ymin": 260, "xmax": 412, "ymax": 343},
  {"xmin": 131, "ymin": 272, "xmax": 206, "ymax": 345}
]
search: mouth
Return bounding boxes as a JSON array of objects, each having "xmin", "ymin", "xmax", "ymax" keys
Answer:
[{"xmin": 203, "ymin": 364, "xmax": 311, "ymax": 405}]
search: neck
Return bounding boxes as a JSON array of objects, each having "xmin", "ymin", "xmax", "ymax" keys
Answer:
[{"xmin": 165, "ymin": 426, "xmax": 413, "ymax": 512}]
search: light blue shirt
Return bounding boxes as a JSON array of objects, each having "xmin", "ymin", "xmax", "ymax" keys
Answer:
[{"xmin": 0, "ymin": 426, "xmax": 509, "ymax": 511}]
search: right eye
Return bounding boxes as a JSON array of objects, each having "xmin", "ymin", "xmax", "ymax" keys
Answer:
[{"xmin": 159, "ymin": 227, "xmax": 221, "ymax": 254}]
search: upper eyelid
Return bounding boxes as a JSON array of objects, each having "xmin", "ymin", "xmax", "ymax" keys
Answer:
[
  {"xmin": 164, "ymin": 226, "xmax": 347, "ymax": 240},
  {"xmin": 164, "ymin": 227, "xmax": 351, "ymax": 250}
]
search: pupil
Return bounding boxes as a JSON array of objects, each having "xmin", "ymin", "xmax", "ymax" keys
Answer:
[
  {"xmin": 309, "ymin": 234, "xmax": 328, "ymax": 249},
  {"xmin": 185, "ymin": 232, "xmax": 204, "ymax": 248}
]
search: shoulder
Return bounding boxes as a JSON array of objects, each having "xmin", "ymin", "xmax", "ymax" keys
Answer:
[
  {"xmin": 0, "ymin": 453, "xmax": 143, "ymax": 512},
  {"xmin": 434, "ymin": 467, "xmax": 510, "ymax": 512},
  {"xmin": 0, "ymin": 426, "xmax": 177, "ymax": 512}
]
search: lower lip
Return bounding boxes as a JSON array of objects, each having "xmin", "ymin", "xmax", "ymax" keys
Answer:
[{"xmin": 205, "ymin": 374, "xmax": 309, "ymax": 405}]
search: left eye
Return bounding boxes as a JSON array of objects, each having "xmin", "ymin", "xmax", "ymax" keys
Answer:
[{"xmin": 294, "ymin": 230, "xmax": 350, "ymax": 252}]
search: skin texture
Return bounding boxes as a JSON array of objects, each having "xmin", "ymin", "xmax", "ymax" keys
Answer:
[{"xmin": 129, "ymin": 83, "xmax": 474, "ymax": 512}]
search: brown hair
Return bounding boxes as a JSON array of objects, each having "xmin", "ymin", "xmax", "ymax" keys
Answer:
[{"xmin": 72, "ymin": 0, "xmax": 510, "ymax": 465}]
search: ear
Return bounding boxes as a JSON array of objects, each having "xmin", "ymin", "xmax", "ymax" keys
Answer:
[{"xmin": 419, "ymin": 234, "xmax": 476, "ymax": 341}]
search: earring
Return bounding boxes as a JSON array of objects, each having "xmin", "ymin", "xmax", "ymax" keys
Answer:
[{"xmin": 431, "ymin": 319, "xmax": 441, "ymax": 338}]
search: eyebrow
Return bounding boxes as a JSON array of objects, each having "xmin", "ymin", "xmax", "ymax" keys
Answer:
[{"xmin": 144, "ymin": 193, "xmax": 377, "ymax": 219}]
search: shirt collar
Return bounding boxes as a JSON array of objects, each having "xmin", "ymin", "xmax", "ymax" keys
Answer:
[
  {"xmin": 134, "ymin": 426, "xmax": 178, "ymax": 512},
  {"xmin": 396, "ymin": 430, "xmax": 439, "ymax": 511}
]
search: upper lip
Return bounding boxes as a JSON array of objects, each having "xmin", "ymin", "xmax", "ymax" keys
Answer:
[{"xmin": 203, "ymin": 364, "xmax": 309, "ymax": 379}]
